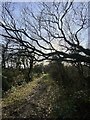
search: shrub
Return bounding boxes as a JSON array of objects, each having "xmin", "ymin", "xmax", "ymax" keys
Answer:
[{"xmin": 2, "ymin": 76, "xmax": 11, "ymax": 92}]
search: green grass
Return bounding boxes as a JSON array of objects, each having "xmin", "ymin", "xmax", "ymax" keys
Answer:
[
  {"xmin": 2, "ymin": 74, "xmax": 53, "ymax": 107},
  {"xmin": 2, "ymin": 74, "xmax": 64, "ymax": 118},
  {"xmin": 2, "ymin": 76, "xmax": 43, "ymax": 107}
]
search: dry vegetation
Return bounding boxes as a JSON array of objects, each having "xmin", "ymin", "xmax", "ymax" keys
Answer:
[{"xmin": 2, "ymin": 74, "xmax": 63, "ymax": 118}]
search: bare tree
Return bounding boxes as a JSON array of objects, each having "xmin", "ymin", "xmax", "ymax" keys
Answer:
[{"xmin": 0, "ymin": 2, "xmax": 90, "ymax": 64}]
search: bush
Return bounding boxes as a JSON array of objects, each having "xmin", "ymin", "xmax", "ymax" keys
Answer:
[
  {"xmin": 72, "ymin": 90, "xmax": 90, "ymax": 119},
  {"xmin": 48, "ymin": 61, "xmax": 72, "ymax": 88},
  {"xmin": 33, "ymin": 64, "xmax": 44, "ymax": 76},
  {"xmin": 2, "ymin": 76, "xmax": 11, "ymax": 92},
  {"xmin": 2, "ymin": 68, "xmax": 27, "ymax": 92},
  {"xmin": 2, "ymin": 68, "xmax": 14, "ymax": 92}
]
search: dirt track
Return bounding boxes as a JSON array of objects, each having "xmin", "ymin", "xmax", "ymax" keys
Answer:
[{"xmin": 2, "ymin": 77, "xmax": 52, "ymax": 118}]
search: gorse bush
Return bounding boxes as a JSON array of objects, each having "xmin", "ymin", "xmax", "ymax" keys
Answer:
[
  {"xmin": 47, "ymin": 61, "xmax": 90, "ymax": 119},
  {"xmin": 48, "ymin": 61, "xmax": 90, "ymax": 91},
  {"xmin": 2, "ymin": 76, "xmax": 11, "ymax": 92},
  {"xmin": 2, "ymin": 68, "xmax": 14, "ymax": 92},
  {"xmin": 48, "ymin": 61, "xmax": 73, "ymax": 88},
  {"xmin": 2, "ymin": 68, "xmax": 33, "ymax": 93}
]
